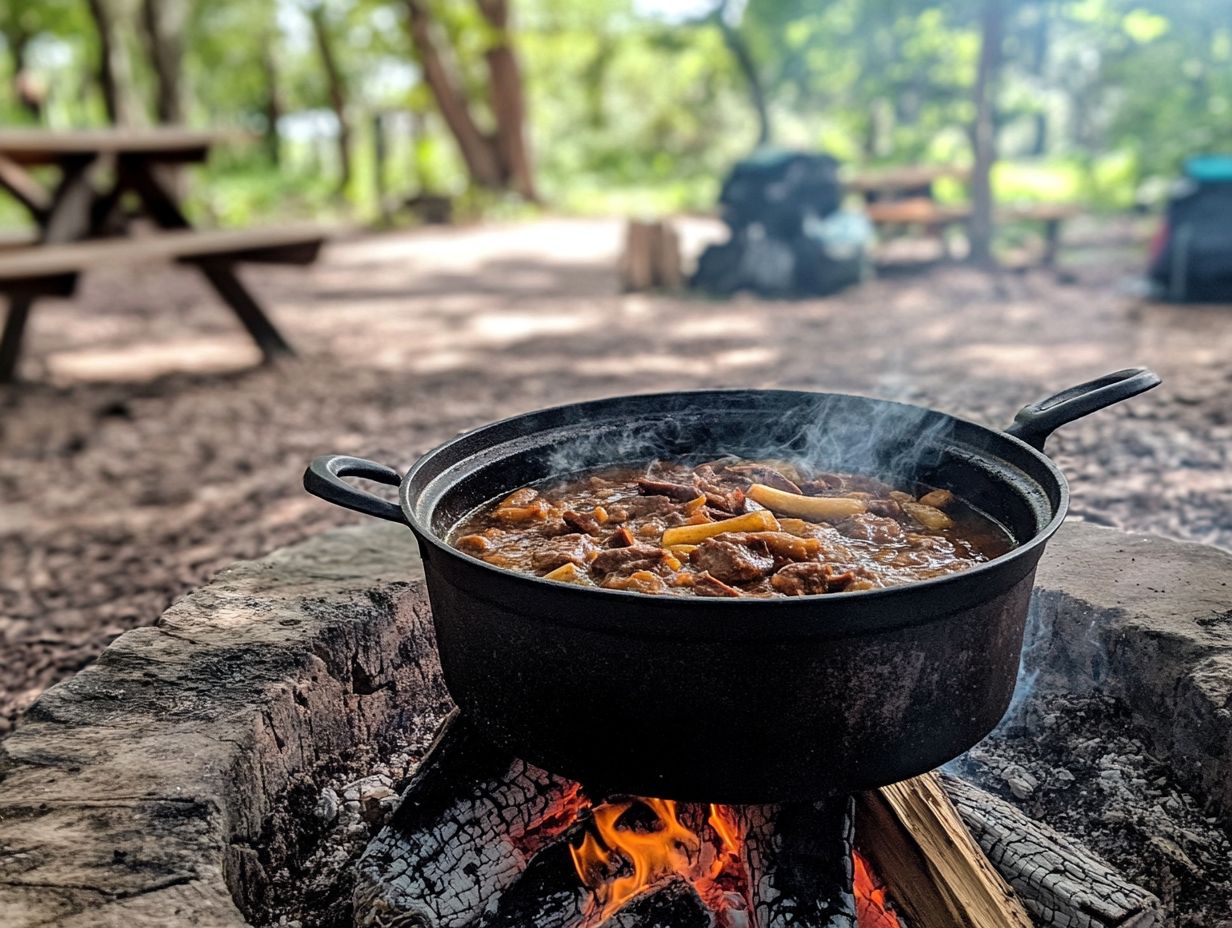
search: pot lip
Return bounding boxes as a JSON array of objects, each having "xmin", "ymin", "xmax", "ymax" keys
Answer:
[{"xmin": 400, "ymin": 387, "xmax": 1070, "ymax": 612}]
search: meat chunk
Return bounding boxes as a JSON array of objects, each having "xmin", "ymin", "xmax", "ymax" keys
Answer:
[
  {"xmin": 770, "ymin": 563, "xmax": 859, "ymax": 596},
  {"xmin": 530, "ymin": 534, "xmax": 597, "ymax": 573},
  {"xmin": 723, "ymin": 463, "xmax": 802, "ymax": 494},
  {"xmin": 590, "ymin": 544, "xmax": 667, "ymax": 577},
  {"xmin": 499, "ymin": 487, "xmax": 539, "ymax": 508},
  {"xmin": 637, "ymin": 477, "xmax": 698, "ymax": 501},
  {"xmin": 836, "ymin": 513, "xmax": 904, "ymax": 544},
  {"xmin": 690, "ymin": 538, "xmax": 775, "ymax": 585},
  {"xmin": 563, "ymin": 509, "xmax": 602, "ymax": 535},
  {"xmin": 693, "ymin": 571, "xmax": 744, "ymax": 597},
  {"xmin": 697, "ymin": 483, "xmax": 745, "ymax": 514},
  {"xmin": 625, "ymin": 495, "xmax": 680, "ymax": 518},
  {"xmin": 726, "ymin": 531, "xmax": 821, "ymax": 564},
  {"xmin": 601, "ymin": 570, "xmax": 669, "ymax": 593},
  {"xmin": 605, "ymin": 526, "xmax": 636, "ymax": 548}
]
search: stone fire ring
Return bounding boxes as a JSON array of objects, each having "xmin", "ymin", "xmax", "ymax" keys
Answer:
[{"xmin": 3, "ymin": 521, "xmax": 1232, "ymax": 927}]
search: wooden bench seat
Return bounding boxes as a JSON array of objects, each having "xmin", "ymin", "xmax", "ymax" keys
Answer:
[
  {"xmin": 865, "ymin": 197, "xmax": 972, "ymax": 226},
  {"xmin": 0, "ymin": 224, "xmax": 326, "ymax": 289},
  {"xmin": 0, "ymin": 224, "xmax": 330, "ymax": 382},
  {"xmin": 865, "ymin": 197, "xmax": 1081, "ymax": 265}
]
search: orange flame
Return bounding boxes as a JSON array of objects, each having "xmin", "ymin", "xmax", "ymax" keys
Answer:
[
  {"xmin": 854, "ymin": 848, "xmax": 903, "ymax": 928},
  {"xmin": 569, "ymin": 797, "xmax": 900, "ymax": 928},
  {"xmin": 569, "ymin": 798, "xmax": 749, "ymax": 925}
]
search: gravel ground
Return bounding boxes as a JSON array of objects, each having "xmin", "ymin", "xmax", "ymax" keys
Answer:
[{"xmin": 3, "ymin": 216, "xmax": 1231, "ymax": 737}]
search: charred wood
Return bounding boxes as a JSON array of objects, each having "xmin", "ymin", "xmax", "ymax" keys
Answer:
[
  {"xmin": 940, "ymin": 774, "xmax": 1162, "ymax": 928},
  {"xmin": 353, "ymin": 711, "xmax": 585, "ymax": 928},
  {"xmin": 732, "ymin": 800, "xmax": 857, "ymax": 928}
]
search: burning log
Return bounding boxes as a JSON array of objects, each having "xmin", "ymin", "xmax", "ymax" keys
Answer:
[
  {"xmin": 940, "ymin": 774, "xmax": 1162, "ymax": 928},
  {"xmin": 730, "ymin": 801, "xmax": 857, "ymax": 928},
  {"xmin": 356, "ymin": 713, "xmax": 1155, "ymax": 928},
  {"xmin": 855, "ymin": 773, "xmax": 1033, "ymax": 928},
  {"xmin": 353, "ymin": 711, "xmax": 587, "ymax": 928},
  {"xmin": 354, "ymin": 714, "xmax": 856, "ymax": 928}
]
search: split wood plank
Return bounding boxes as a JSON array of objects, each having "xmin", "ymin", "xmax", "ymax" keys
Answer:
[{"xmin": 856, "ymin": 772, "xmax": 1034, "ymax": 928}]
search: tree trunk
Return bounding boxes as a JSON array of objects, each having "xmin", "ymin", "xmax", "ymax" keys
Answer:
[
  {"xmin": 1028, "ymin": 1, "xmax": 1050, "ymax": 157},
  {"xmin": 968, "ymin": 0, "xmax": 1004, "ymax": 267},
  {"xmin": 715, "ymin": 0, "xmax": 771, "ymax": 147},
  {"xmin": 138, "ymin": 0, "xmax": 186, "ymax": 124},
  {"xmin": 308, "ymin": 4, "xmax": 351, "ymax": 194},
  {"xmin": 86, "ymin": 0, "xmax": 140, "ymax": 126},
  {"xmin": 404, "ymin": 0, "xmax": 505, "ymax": 190},
  {"xmin": 261, "ymin": 35, "xmax": 283, "ymax": 166},
  {"xmin": 477, "ymin": 0, "xmax": 537, "ymax": 200}
]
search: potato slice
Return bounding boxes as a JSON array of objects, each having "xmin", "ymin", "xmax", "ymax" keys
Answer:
[
  {"xmin": 661, "ymin": 509, "xmax": 779, "ymax": 547},
  {"xmin": 746, "ymin": 484, "xmax": 867, "ymax": 522},
  {"xmin": 917, "ymin": 488, "xmax": 955, "ymax": 509},
  {"xmin": 901, "ymin": 501, "xmax": 954, "ymax": 531},
  {"xmin": 543, "ymin": 562, "xmax": 588, "ymax": 584}
]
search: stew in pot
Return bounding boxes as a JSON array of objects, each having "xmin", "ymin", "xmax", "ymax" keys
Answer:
[{"xmin": 449, "ymin": 458, "xmax": 1014, "ymax": 597}]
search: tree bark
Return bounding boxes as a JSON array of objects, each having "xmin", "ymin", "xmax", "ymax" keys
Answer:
[
  {"xmin": 1028, "ymin": 0, "xmax": 1050, "ymax": 156},
  {"xmin": 308, "ymin": 3, "xmax": 351, "ymax": 194},
  {"xmin": 404, "ymin": 0, "xmax": 505, "ymax": 190},
  {"xmin": 714, "ymin": 0, "xmax": 771, "ymax": 147},
  {"xmin": 261, "ymin": 35, "xmax": 283, "ymax": 166},
  {"xmin": 477, "ymin": 0, "xmax": 537, "ymax": 200},
  {"xmin": 86, "ymin": 0, "xmax": 142, "ymax": 126},
  {"xmin": 967, "ymin": 0, "xmax": 1004, "ymax": 266},
  {"xmin": 138, "ymin": 0, "xmax": 186, "ymax": 124}
]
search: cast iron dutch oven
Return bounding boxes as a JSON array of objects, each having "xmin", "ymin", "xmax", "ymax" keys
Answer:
[{"xmin": 304, "ymin": 368, "xmax": 1159, "ymax": 803}]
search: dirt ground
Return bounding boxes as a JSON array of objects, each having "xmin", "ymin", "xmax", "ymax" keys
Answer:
[{"xmin": 2, "ymin": 216, "xmax": 1231, "ymax": 736}]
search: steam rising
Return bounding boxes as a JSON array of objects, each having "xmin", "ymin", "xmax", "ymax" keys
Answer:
[{"xmin": 545, "ymin": 390, "xmax": 958, "ymax": 486}]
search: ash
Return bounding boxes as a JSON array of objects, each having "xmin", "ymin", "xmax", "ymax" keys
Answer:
[
  {"xmin": 258, "ymin": 706, "xmax": 449, "ymax": 928},
  {"xmin": 950, "ymin": 690, "xmax": 1232, "ymax": 928}
]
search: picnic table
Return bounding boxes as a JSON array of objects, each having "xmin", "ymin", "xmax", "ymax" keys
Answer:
[
  {"xmin": 849, "ymin": 163, "xmax": 1079, "ymax": 266},
  {"xmin": 0, "ymin": 128, "xmax": 325, "ymax": 382},
  {"xmin": 847, "ymin": 164, "xmax": 971, "ymax": 202}
]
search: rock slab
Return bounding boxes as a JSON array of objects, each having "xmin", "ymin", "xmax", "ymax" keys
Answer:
[{"xmin": 0, "ymin": 522, "xmax": 446, "ymax": 928}]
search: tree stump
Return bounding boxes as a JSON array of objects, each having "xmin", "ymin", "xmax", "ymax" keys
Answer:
[{"xmin": 620, "ymin": 219, "xmax": 683, "ymax": 292}]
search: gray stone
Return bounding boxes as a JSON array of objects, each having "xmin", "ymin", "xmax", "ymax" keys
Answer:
[
  {"xmin": 0, "ymin": 522, "xmax": 446, "ymax": 928},
  {"xmin": 1028, "ymin": 521, "xmax": 1232, "ymax": 822}
]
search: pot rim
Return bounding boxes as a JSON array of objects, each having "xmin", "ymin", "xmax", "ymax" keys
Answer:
[{"xmin": 399, "ymin": 387, "xmax": 1070, "ymax": 610}]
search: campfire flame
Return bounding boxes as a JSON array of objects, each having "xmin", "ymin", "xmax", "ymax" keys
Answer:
[
  {"xmin": 853, "ymin": 848, "xmax": 903, "ymax": 928},
  {"xmin": 569, "ymin": 797, "xmax": 901, "ymax": 928}
]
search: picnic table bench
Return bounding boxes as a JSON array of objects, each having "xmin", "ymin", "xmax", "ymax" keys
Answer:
[
  {"xmin": 853, "ymin": 165, "xmax": 1081, "ymax": 266},
  {"xmin": 0, "ymin": 128, "xmax": 327, "ymax": 382}
]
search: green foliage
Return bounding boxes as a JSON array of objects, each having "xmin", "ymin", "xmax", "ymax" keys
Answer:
[{"xmin": 0, "ymin": 0, "xmax": 1229, "ymax": 226}]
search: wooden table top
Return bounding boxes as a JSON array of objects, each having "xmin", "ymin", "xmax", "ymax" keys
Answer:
[
  {"xmin": 847, "ymin": 164, "xmax": 971, "ymax": 192},
  {"xmin": 0, "ymin": 128, "xmax": 237, "ymax": 165}
]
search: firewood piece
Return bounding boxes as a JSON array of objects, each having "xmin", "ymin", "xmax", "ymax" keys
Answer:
[
  {"xmin": 732, "ymin": 799, "xmax": 858, "ymax": 928},
  {"xmin": 353, "ymin": 711, "xmax": 587, "ymax": 928},
  {"xmin": 855, "ymin": 772, "xmax": 1033, "ymax": 928},
  {"xmin": 940, "ymin": 774, "xmax": 1162, "ymax": 928},
  {"xmin": 605, "ymin": 880, "xmax": 713, "ymax": 928}
]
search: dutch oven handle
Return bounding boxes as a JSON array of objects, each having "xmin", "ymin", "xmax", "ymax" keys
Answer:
[
  {"xmin": 1005, "ymin": 367, "xmax": 1161, "ymax": 451},
  {"xmin": 303, "ymin": 455, "xmax": 409, "ymax": 525}
]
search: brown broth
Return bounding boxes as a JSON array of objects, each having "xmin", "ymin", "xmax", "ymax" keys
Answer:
[{"xmin": 449, "ymin": 458, "xmax": 1014, "ymax": 598}]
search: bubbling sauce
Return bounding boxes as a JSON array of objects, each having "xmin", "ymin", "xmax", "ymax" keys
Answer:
[{"xmin": 450, "ymin": 457, "xmax": 1014, "ymax": 598}]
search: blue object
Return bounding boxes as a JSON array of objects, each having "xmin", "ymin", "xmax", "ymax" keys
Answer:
[{"xmin": 1184, "ymin": 155, "xmax": 1232, "ymax": 183}]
